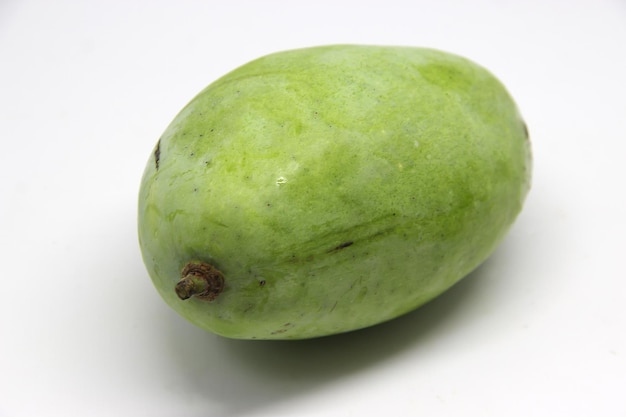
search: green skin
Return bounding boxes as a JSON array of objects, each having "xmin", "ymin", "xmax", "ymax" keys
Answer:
[{"xmin": 138, "ymin": 45, "xmax": 531, "ymax": 340}]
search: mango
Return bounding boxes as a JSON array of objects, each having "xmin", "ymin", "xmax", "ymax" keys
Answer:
[{"xmin": 137, "ymin": 45, "xmax": 531, "ymax": 340}]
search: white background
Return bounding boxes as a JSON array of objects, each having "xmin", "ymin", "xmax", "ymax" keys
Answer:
[{"xmin": 1, "ymin": 1, "xmax": 625, "ymax": 416}]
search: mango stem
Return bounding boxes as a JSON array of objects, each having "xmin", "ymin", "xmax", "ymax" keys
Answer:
[
  {"xmin": 174, "ymin": 261, "xmax": 225, "ymax": 301},
  {"xmin": 175, "ymin": 274, "xmax": 209, "ymax": 300}
]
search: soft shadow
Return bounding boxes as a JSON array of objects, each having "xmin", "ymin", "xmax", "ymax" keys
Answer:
[{"xmin": 158, "ymin": 254, "xmax": 501, "ymax": 417}]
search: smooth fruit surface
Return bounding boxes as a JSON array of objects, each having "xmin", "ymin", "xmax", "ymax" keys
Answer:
[{"xmin": 138, "ymin": 45, "xmax": 531, "ymax": 340}]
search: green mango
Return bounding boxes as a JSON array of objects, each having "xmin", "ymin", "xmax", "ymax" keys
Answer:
[{"xmin": 138, "ymin": 45, "xmax": 531, "ymax": 340}]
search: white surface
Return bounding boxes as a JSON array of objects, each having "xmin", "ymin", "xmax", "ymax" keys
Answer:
[{"xmin": 1, "ymin": 1, "xmax": 625, "ymax": 416}]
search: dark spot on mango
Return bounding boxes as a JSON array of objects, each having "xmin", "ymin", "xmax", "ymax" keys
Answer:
[
  {"xmin": 328, "ymin": 241, "xmax": 354, "ymax": 253},
  {"xmin": 154, "ymin": 139, "xmax": 161, "ymax": 170}
]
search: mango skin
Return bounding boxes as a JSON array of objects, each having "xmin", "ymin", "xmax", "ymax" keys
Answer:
[{"xmin": 138, "ymin": 45, "xmax": 531, "ymax": 340}]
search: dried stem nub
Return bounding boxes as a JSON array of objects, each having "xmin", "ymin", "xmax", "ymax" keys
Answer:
[{"xmin": 175, "ymin": 261, "xmax": 224, "ymax": 301}]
